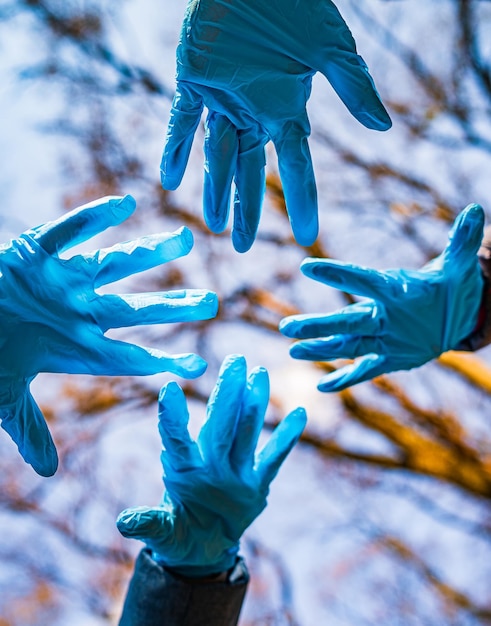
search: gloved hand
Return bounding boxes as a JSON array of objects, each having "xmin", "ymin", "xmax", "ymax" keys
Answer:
[
  {"xmin": 161, "ymin": 0, "xmax": 391, "ymax": 253},
  {"xmin": 280, "ymin": 204, "xmax": 485, "ymax": 391},
  {"xmin": 0, "ymin": 195, "xmax": 218, "ymax": 477},
  {"xmin": 117, "ymin": 354, "xmax": 306, "ymax": 577}
]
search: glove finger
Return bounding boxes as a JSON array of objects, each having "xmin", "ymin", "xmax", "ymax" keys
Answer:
[
  {"xmin": 279, "ymin": 302, "xmax": 379, "ymax": 339},
  {"xmin": 161, "ymin": 83, "xmax": 204, "ymax": 190},
  {"xmin": 95, "ymin": 340, "xmax": 207, "ymax": 379},
  {"xmin": 78, "ymin": 226, "xmax": 195, "ymax": 288},
  {"xmin": 300, "ymin": 258, "xmax": 395, "ymax": 300},
  {"xmin": 43, "ymin": 335, "xmax": 207, "ymax": 379},
  {"xmin": 158, "ymin": 381, "xmax": 202, "ymax": 472},
  {"xmin": 317, "ymin": 354, "xmax": 388, "ymax": 392},
  {"xmin": 28, "ymin": 195, "xmax": 136, "ymax": 256},
  {"xmin": 25, "ymin": 325, "xmax": 208, "ymax": 378},
  {"xmin": 444, "ymin": 204, "xmax": 485, "ymax": 268},
  {"xmin": 230, "ymin": 367, "xmax": 269, "ymax": 473},
  {"xmin": 0, "ymin": 389, "xmax": 58, "ymax": 476},
  {"xmin": 231, "ymin": 126, "xmax": 267, "ymax": 253},
  {"xmin": 321, "ymin": 54, "xmax": 391, "ymax": 131},
  {"xmin": 272, "ymin": 120, "xmax": 318, "ymax": 247},
  {"xmin": 313, "ymin": 2, "xmax": 391, "ymax": 130},
  {"xmin": 203, "ymin": 112, "xmax": 238, "ymax": 233},
  {"xmin": 256, "ymin": 407, "xmax": 307, "ymax": 488},
  {"xmin": 198, "ymin": 354, "xmax": 247, "ymax": 464},
  {"xmin": 290, "ymin": 335, "xmax": 383, "ymax": 361},
  {"xmin": 94, "ymin": 290, "xmax": 218, "ymax": 331},
  {"xmin": 116, "ymin": 506, "xmax": 172, "ymax": 541}
]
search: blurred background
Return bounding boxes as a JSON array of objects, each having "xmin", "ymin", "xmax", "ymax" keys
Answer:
[{"xmin": 1, "ymin": 0, "xmax": 491, "ymax": 624}]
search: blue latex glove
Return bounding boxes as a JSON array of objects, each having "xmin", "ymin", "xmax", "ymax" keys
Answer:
[
  {"xmin": 161, "ymin": 0, "xmax": 391, "ymax": 252},
  {"xmin": 280, "ymin": 204, "xmax": 485, "ymax": 391},
  {"xmin": 0, "ymin": 195, "xmax": 218, "ymax": 477},
  {"xmin": 117, "ymin": 354, "xmax": 306, "ymax": 577}
]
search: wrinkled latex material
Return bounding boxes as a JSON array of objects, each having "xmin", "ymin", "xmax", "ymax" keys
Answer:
[
  {"xmin": 117, "ymin": 354, "xmax": 306, "ymax": 576},
  {"xmin": 161, "ymin": 0, "xmax": 391, "ymax": 252},
  {"xmin": 280, "ymin": 204, "xmax": 484, "ymax": 391},
  {"xmin": 0, "ymin": 195, "xmax": 218, "ymax": 477}
]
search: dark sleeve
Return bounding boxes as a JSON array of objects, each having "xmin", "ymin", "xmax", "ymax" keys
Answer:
[
  {"xmin": 456, "ymin": 226, "xmax": 491, "ymax": 352},
  {"xmin": 455, "ymin": 277, "xmax": 491, "ymax": 351},
  {"xmin": 118, "ymin": 550, "xmax": 249, "ymax": 626}
]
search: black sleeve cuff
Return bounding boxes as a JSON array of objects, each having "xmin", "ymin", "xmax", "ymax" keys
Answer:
[
  {"xmin": 118, "ymin": 549, "xmax": 249, "ymax": 626},
  {"xmin": 456, "ymin": 277, "xmax": 491, "ymax": 352}
]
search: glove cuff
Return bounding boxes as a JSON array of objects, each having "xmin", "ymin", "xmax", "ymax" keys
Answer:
[
  {"xmin": 0, "ymin": 377, "xmax": 31, "ymax": 408},
  {"xmin": 151, "ymin": 543, "xmax": 239, "ymax": 578}
]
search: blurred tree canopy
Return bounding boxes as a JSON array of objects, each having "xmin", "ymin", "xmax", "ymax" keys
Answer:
[{"xmin": 1, "ymin": 0, "xmax": 491, "ymax": 624}]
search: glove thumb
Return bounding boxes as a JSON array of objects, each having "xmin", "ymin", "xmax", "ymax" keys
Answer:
[
  {"xmin": 0, "ymin": 385, "xmax": 58, "ymax": 477},
  {"xmin": 445, "ymin": 204, "xmax": 485, "ymax": 268},
  {"xmin": 116, "ymin": 506, "xmax": 173, "ymax": 542}
]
